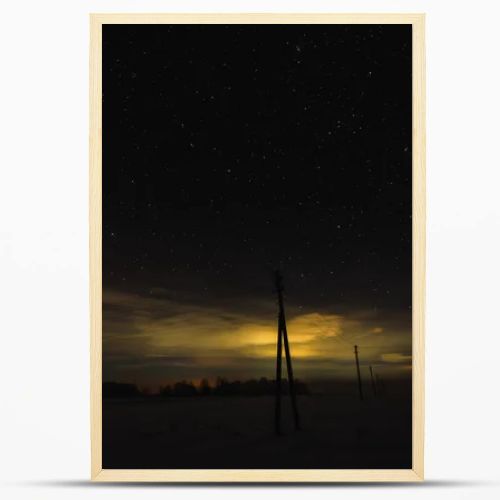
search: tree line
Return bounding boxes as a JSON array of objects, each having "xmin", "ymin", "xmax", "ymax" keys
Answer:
[{"xmin": 103, "ymin": 377, "xmax": 310, "ymax": 399}]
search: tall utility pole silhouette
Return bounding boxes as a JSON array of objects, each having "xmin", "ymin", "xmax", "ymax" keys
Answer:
[
  {"xmin": 354, "ymin": 345, "xmax": 363, "ymax": 401},
  {"xmin": 274, "ymin": 270, "xmax": 300, "ymax": 435},
  {"xmin": 369, "ymin": 365, "xmax": 377, "ymax": 397}
]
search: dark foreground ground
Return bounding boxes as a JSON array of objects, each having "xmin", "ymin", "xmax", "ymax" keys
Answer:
[{"xmin": 103, "ymin": 381, "xmax": 411, "ymax": 469}]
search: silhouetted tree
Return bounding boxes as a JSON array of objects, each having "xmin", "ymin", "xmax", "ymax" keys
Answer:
[
  {"xmin": 103, "ymin": 382, "xmax": 140, "ymax": 398},
  {"xmin": 173, "ymin": 380, "xmax": 197, "ymax": 397},
  {"xmin": 159, "ymin": 384, "xmax": 173, "ymax": 397},
  {"xmin": 199, "ymin": 378, "xmax": 211, "ymax": 395}
]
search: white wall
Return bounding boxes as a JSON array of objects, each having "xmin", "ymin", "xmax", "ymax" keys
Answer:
[{"xmin": 1, "ymin": 1, "xmax": 499, "ymax": 499}]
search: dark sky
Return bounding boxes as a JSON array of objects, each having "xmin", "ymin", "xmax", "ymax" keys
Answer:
[{"xmin": 102, "ymin": 25, "xmax": 412, "ymax": 386}]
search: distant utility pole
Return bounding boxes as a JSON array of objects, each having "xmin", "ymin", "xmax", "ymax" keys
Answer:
[
  {"xmin": 369, "ymin": 365, "xmax": 377, "ymax": 397},
  {"xmin": 354, "ymin": 345, "xmax": 363, "ymax": 401},
  {"xmin": 274, "ymin": 270, "xmax": 300, "ymax": 435}
]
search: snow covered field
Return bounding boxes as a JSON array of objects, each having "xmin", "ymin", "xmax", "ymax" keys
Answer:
[{"xmin": 103, "ymin": 384, "xmax": 411, "ymax": 469}]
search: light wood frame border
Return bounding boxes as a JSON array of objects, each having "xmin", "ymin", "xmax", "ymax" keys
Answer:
[{"xmin": 90, "ymin": 13, "xmax": 425, "ymax": 483}]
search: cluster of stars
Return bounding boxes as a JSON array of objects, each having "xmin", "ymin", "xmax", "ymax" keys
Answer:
[{"xmin": 103, "ymin": 24, "xmax": 411, "ymax": 312}]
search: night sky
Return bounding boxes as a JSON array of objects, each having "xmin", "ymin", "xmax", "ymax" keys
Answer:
[{"xmin": 102, "ymin": 24, "xmax": 412, "ymax": 389}]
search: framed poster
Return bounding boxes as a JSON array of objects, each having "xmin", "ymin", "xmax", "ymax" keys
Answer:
[{"xmin": 90, "ymin": 13, "xmax": 425, "ymax": 482}]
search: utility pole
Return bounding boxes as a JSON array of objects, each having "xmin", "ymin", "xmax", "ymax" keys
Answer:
[
  {"xmin": 369, "ymin": 365, "xmax": 377, "ymax": 397},
  {"xmin": 274, "ymin": 302, "xmax": 283, "ymax": 435},
  {"xmin": 354, "ymin": 345, "xmax": 363, "ymax": 401},
  {"xmin": 274, "ymin": 270, "xmax": 300, "ymax": 434}
]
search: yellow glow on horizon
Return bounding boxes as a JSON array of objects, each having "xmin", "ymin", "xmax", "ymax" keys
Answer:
[{"xmin": 103, "ymin": 289, "xmax": 412, "ymax": 382}]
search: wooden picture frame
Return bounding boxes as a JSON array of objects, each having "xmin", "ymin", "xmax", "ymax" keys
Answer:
[{"xmin": 90, "ymin": 13, "xmax": 425, "ymax": 482}]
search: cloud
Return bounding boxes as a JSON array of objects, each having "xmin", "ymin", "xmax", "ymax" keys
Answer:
[
  {"xmin": 380, "ymin": 353, "xmax": 412, "ymax": 363},
  {"xmin": 103, "ymin": 288, "xmax": 412, "ymax": 385}
]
